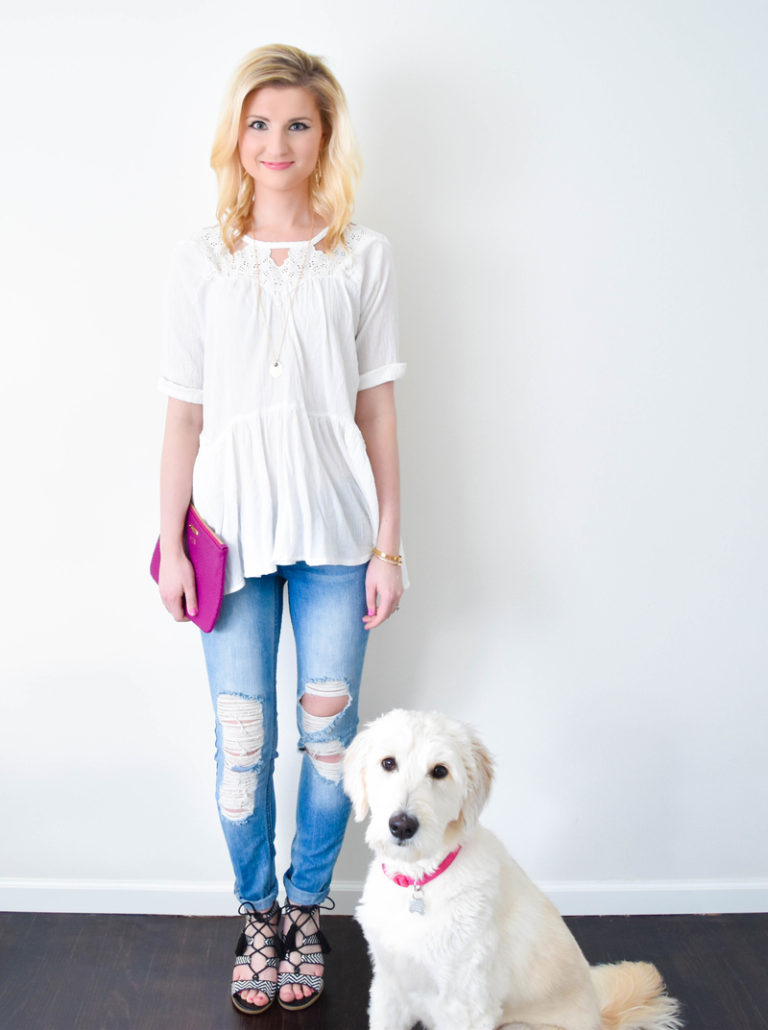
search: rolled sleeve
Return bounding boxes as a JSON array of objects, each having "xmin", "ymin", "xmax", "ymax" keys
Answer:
[
  {"xmin": 358, "ymin": 361, "xmax": 407, "ymax": 391},
  {"xmin": 157, "ymin": 376, "xmax": 204, "ymax": 404}
]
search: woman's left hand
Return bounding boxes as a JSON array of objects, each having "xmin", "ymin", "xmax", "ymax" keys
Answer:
[{"xmin": 363, "ymin": 558, "xmax": 403, "ymax": 630}]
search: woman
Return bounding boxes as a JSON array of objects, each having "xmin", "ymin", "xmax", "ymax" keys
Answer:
[{"xmin": 157, "ymin": 44, "xmax": 404, "ymax": 1015}]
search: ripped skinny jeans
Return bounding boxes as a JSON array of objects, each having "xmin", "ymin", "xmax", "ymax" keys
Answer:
[{"xmin": 200, "ymin": 562, "xmax": 369, "ymax": 910}]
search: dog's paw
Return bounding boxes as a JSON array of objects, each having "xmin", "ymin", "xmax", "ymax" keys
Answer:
[
  {"xmin": 368, "ymin": 981, "xmax": 416, "ymax": 1030},
  {"xmin": 368, "ymin": 1018, "xmax": 414, "ymax": 1030}
]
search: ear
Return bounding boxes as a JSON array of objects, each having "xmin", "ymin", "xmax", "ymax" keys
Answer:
[
  {"xmin": 343, "ymin": 726, "xmax": 371, "ymax": 822},
  {"xmin": 459, "ymin": 731, "xmax": 494, "ymax": 830}
]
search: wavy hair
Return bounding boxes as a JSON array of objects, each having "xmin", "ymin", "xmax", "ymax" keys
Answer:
[{"xmin": 211, "ymin": 44, "xmax": 361, "ymax": 253}]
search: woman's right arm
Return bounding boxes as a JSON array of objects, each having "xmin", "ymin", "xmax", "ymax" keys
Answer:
[{"xmin": 158, "ymin": 397, "xmax": 203, "ymax": 621}]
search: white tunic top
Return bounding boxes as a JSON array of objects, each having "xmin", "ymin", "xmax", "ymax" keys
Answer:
[{"xmin": 159, "ymin": 223, "xmax": 405, "ymax": 594}]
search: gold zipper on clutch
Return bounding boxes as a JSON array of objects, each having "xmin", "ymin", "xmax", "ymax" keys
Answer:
[{"xmin": 188, "ymin": 504, "xmax": 225, "ymax": 547}]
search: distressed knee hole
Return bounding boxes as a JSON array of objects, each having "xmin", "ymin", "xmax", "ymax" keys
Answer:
[
  {"xmin": 217, "ymin": 695, "xmax": 264, "ymax": 769},
  {"xmin": 219, "ymin": 767, "xmax": 259, "ymax": 821},
  {"xmin": 300, "ymin": 681, "xmax": 350, "ymax": 782},
  {"xmin": 300, "ymin": 680, "xmax": 350, "ymax": 724},
  {"xmin": 306, "ymin": 742, "xmax": 346, "ymax": 782},
  {"xmin": 217, "ymin": 695, "xmax": 263, "ymax": 821},
  {"xmin": 303, "ymin": 678, "xmax": 349, "ymax": 700}
]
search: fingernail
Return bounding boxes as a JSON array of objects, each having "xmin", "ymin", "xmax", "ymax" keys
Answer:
[
  {"xmin": 189, "ymin": 608, "xmax": 197, "ymax": 617},
  {"xmin": 368, "ymin": 608, "xmax": 375, "ymax": 616}
]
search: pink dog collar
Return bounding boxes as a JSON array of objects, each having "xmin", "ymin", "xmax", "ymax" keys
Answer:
[{"xmin": 382, "ymin": 846, "xmax": 462, "ymax": 888}]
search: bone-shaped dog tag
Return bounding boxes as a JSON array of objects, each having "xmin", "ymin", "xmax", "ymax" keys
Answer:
[{"xmin": 409, "ymin": 885, "xmax": 425, "ymax": 915}]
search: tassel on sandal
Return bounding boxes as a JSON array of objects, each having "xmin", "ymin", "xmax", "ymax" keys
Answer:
[
  {"xmin": 231, "ymin": 900, "xmax": 281, "ymax": 1015},
  {"xmin": 277, "ymin": 899, "xmax": 333, "ymax": 1011}
]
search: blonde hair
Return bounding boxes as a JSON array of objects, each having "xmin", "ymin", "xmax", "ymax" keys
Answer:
[{"xmin": 211, "ymin": 44, "xmax": 361, "ymax": 253}]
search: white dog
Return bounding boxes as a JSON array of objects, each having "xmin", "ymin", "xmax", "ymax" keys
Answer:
[{"xmin": 343, "ymin": 709, "xmax": 682, "ymax": 1030}]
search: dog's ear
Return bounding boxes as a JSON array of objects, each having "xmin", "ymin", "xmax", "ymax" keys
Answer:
[
  {"xmin": 343, "ymin": 726, "xmax": 370, "ymax": 821},
  {"xmin": 459, "ymin": 732, "xmax": 495, "ymax": 830}
]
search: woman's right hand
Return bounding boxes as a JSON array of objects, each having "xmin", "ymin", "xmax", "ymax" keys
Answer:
[
  {"xmin": 158, "ymin": 549, "xmax": 198, "ymax": 622},
  {"xmin": 158, "ymin": 398, "xmax": 203, "ymax": 622}
]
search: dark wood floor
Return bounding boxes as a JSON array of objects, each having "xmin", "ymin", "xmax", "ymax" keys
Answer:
[{"xmin": 1, "ymin": 912, "xmax": 766, "ymax": 1029}]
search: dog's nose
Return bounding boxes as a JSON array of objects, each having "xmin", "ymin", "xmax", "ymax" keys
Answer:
[{"xmin": 389, "ymin": 811, "xmax": 419, "ymax": 841}]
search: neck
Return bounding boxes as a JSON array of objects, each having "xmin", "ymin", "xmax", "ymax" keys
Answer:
[{"xmin": 250, "ymin": 184, "xmax": 317, "ymax": 240}]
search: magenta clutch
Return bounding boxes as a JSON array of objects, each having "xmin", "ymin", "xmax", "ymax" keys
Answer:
[{"xmin": 150, "ymin": 505, "xmax": 228, "ymax": 633}]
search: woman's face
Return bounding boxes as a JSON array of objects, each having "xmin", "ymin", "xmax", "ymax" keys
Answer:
[{"xmin": 238, "ymin": 86, "xmax": 324, "ymax": 198}]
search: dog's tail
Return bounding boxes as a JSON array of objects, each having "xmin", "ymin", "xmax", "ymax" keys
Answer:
[{"xmin": 591, "ymin": 961, "xmax": 682, "ymax": 1030}]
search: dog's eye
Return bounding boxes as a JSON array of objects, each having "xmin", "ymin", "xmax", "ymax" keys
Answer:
[
  {"xmin": 381, "ymin": 757, "xmax": 397, "ymax": 772},
  {"xmin": 430, "ymin": 764, "xmax": 449, "ymax": 780}
]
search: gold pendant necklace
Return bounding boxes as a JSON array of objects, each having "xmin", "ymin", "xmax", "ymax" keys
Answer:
[{"xmin": 254, "ymin": 217, "xmax": 315, "ymax": 379}]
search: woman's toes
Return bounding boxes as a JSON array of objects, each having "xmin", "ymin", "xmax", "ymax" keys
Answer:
[
  {"xmin": 279, "ymin": 983, "xmax": 312, "ymax": 1002},
  {"xmin": 237, "ymin": 986, "xmax": 269, "ymax": 1006}
]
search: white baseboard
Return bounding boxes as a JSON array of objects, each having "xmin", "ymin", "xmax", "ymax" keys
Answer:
[
  {"xmin": 541, "ymin": 879, "xmax": 768, "ymax": 916},
  {"xmin": 1, "ymin": 877, "xmax": 766, "ymax": 917},
  {"xmin": 0, "ymin": 878, "xmax": 363, "ymax": 916}
]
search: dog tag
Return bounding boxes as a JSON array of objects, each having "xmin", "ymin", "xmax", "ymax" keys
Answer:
[{"xmin": 409, "ymin": 885, "xmax": 425, "ymax": 915}]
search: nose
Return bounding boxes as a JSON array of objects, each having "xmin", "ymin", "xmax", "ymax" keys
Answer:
[{"xmin": 389, "ymin": 811, "xmax": 419, "ymax": 841}]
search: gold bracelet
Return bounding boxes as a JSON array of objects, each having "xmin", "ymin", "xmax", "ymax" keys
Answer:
[{"xmin": 372, "ymin": 547, "xmax": 402, "ymax": 566}]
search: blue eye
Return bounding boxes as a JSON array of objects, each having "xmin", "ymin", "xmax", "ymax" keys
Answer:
[
  {"xmin": 247, "ymin": 120, "xmax": 267, "ymax": 130},
  {"xmin": 289, "ymin": 122, "xmax": 311, "ymax": 131}
]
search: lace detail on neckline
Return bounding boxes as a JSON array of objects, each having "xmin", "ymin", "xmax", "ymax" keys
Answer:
[{"xmin": 197, "ymin": 224, "xmax": 366, "ymax": 290}]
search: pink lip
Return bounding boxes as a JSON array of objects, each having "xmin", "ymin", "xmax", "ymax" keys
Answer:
[{"xmin": 262, "ymin": 161, "xmax": 294, "ymax": 170}]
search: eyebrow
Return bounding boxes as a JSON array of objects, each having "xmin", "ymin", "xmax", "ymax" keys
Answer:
[{"xmin": 244, "ymin": 113, "xmax": 316, "ymax": 122}]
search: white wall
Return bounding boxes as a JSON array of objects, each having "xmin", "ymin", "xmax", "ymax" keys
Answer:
[{"xmin": 1, "ymin": 0, "xmax": 766, "ymax": 916}]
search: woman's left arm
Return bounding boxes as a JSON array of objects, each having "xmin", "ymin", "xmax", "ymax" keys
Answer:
[{"xmin": 355, "ymin": 381, "xmax": 404, "ymax": 629}]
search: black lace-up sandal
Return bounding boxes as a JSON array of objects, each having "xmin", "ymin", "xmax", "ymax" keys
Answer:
[
  {"xmin": 277, "ymin": 899, "xmax": 334, "ymax": 1011},
  {"xmin": 231, "ymin": 900, "xmax": 281, "ymax": 1015}
]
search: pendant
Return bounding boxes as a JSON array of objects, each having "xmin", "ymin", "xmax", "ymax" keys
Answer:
[
  {"xmin": 269, "ymin": 360, "xmax": 283, "ymax": 378},
  {"xmin": 409, "ymin": 885, "xmax": 425, "ymax": 915}
]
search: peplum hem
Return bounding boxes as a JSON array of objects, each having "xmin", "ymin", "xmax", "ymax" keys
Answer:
[{"xmin": 191, "ymin": 408, "xmax": 380, "ymax": 595}]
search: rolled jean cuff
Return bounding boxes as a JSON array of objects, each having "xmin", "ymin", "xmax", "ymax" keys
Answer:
[
  {"xmin": 283, "ymin": 882, "xmax": 332, "ymax": 907},
  {"xmin": 237, "ymin": 890, "xmax": 279, "ymax": 912}
]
